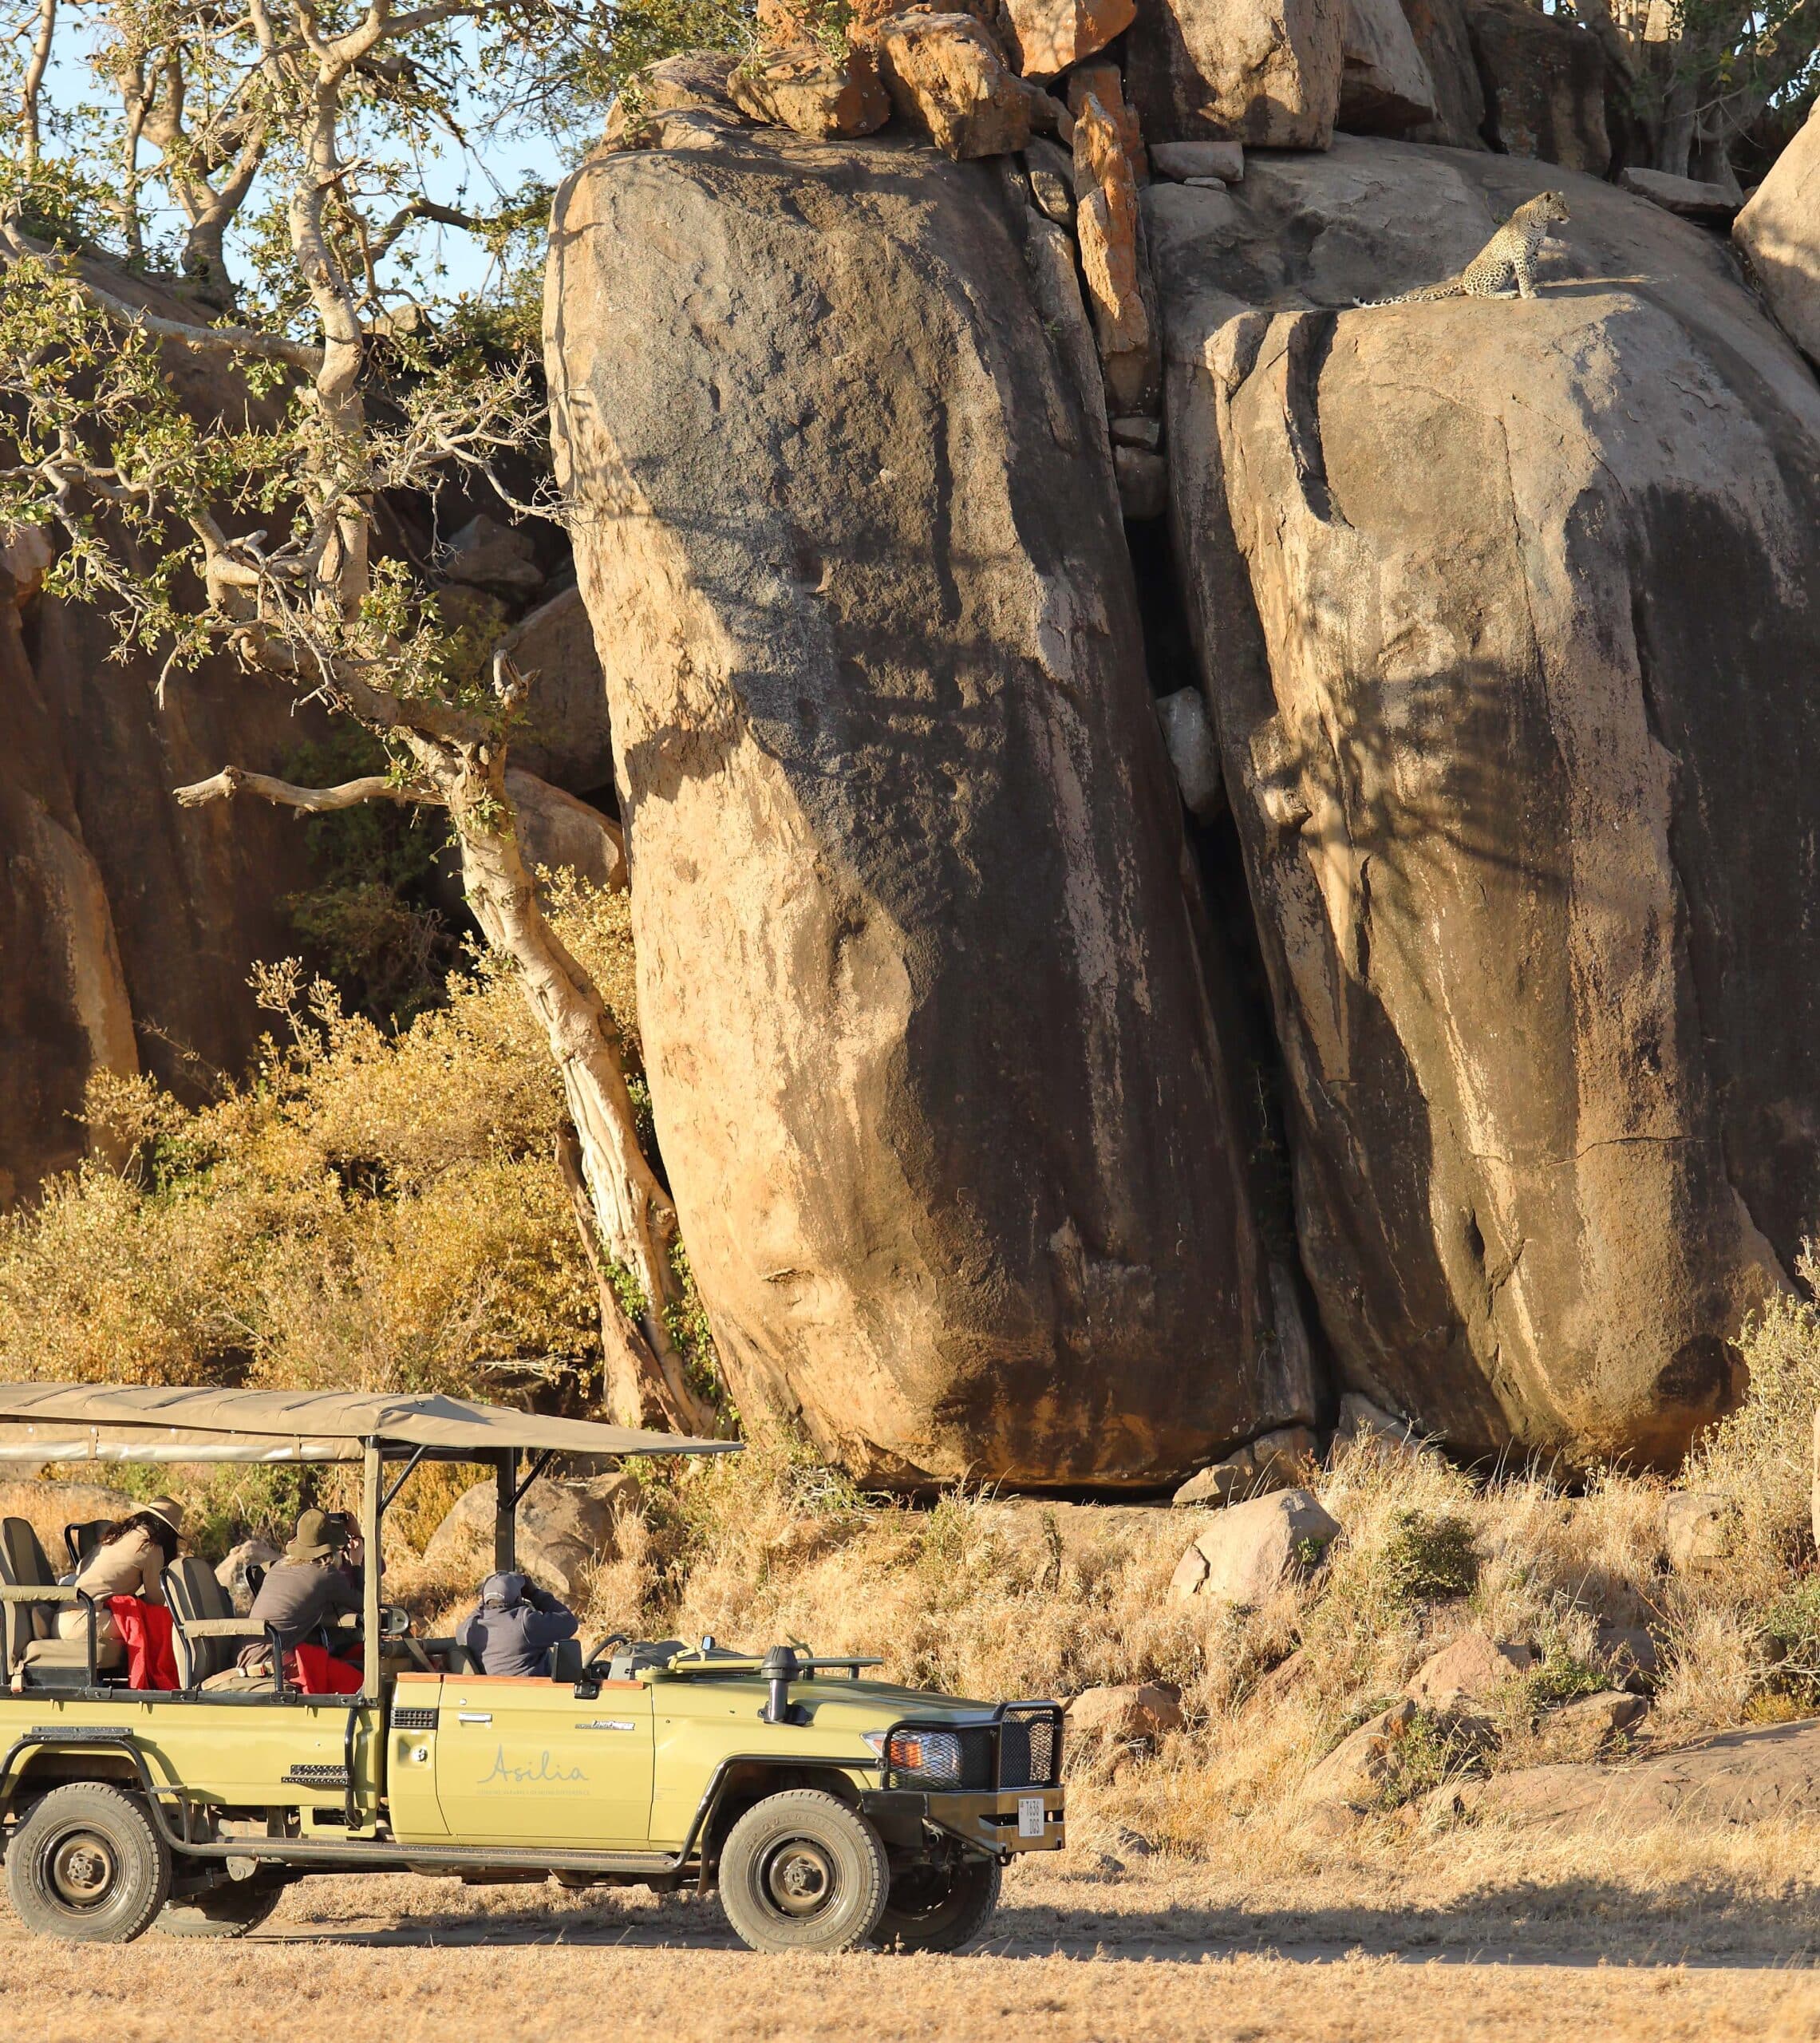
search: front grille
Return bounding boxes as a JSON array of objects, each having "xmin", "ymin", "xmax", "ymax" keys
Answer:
[
  {"xmin": 392, "ymin": 1707, "xmax": 438, "ymax": 1732},
  {"xmin": 882, "ymin": 1707, "xmax": 1063, "ymax": 1792},
  {"xmin": 999, "ymin": 1706, "xmax": 1061, "ymax": 1789},
  {"xmin": 283, "ymin": 1764, "xmax": 350, "ymax": 1787}
]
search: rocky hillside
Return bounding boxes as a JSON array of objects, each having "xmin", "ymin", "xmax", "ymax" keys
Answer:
[{"xmin": 543, "ymin": 0, "xmax": 1820, "ymax": 1485}]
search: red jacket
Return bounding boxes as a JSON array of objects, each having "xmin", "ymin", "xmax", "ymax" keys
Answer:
[{"xmin": 105, "ymin": 1595, "xmax": 180, "ymax": 1691}]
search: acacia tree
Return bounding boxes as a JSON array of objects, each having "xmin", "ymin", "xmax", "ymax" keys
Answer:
[
  {"xmin": 1569, "ymin": 0, "xmax": 1817, "ymax": 183},
  {"xmin": 0, "ymin": 0, "xmax": 719, "ymax": 1433}
]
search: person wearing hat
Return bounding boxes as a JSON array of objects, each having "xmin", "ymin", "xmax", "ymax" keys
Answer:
[
  {"xmin": 236, "ymin": 1508, "xmax": 366, "ymax": 1674},
  {"xmin": 56, "ymin": 1499, "xmax": 184, "ymax": 1644}
]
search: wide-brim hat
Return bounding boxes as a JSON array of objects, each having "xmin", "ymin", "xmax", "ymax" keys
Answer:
[
  {"xmin": 285, "ymin": 1508, "xmax": 347, "ymax": 1563},
  {"xmin": 141, "ymin": 1496, "xmax": 184, "ymax": 1538}
]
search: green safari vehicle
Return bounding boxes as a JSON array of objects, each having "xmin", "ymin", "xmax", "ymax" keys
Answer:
[{"xmin": 0, "ymin": 1385, "xmax": 1064, "ymax": 1953}]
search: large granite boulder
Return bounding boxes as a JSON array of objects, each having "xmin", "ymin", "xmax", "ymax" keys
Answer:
[
  {"xmin": 0, "ymin": 563, "xmax": 325, "ymax": 1204},
  {"xmin": 1735, "ymin": 101, "xmax": 1820, "ymax": 367},
  {"xmin": 1338, "ymin": 0, "xmax": 1437, "ymax": 136},
  {"xmin": 499, "ymin": 585, "xmax": 617, "ymax": 796},
  {"xmin": 1463, "ymin": 0, "xmax": 1609, "ymax": 174},
  {"xmin": 1123, "ymin": 0, "xmax": 1345, "ymax": 148},
  {"xmin": 547, "ymin": 121, "xmax": 1315, "ymax": 1488},
  {"xmin": 1150, "ymin": 140, "xmax": 1820, "ymax": 1465},
  {"xmin": 1396, "ymin": 0, "xmax": 1485, "ymax": 149}
]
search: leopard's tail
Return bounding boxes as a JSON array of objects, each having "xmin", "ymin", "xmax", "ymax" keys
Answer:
[{"xmin": 1356, "ymin": 276, "xmax": 1467, "ymax": 306}]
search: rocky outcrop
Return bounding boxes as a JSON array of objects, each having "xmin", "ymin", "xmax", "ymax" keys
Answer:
[
  {"xmin": 1396, "ymin": 0, "xmax": 1485, "ymax": 149},
  {"xmin": 1338, "ymin": 0, "xmax": 1438, "ymax": 136},
  {"xmin": 1472, "ymin": 1720, "xmax": 1820, "ymax": 1828},
  {"xmin": 0, "ymin": 555, "xmax": 326, "ymax": 1203},
  {"xmin": 1735, "ymin": 101, "xmax": 1820, "ymax": 366},
  {"xmin": 1122, "ymin": 0, "xmax": 1345, "ymax": 148},
  {"xmin": 548, "ymin": 122, "xmax": 1315, "ymax": 1488},
  {"xmin": 1406, "ymin": 1633, "xmax": 1535, "ymax": 1709},
  {"xmin": 1073, "ymin": 91, "xmax": 1160, "ymax": 412},
  {"xmin": 728, "ymin": 38, "xmax": 891, "ymax": 138},
  {"xmin": 999, "ymin": 0, "xmax": 1134, "ymax": 81},
  {"xmin": 424, "ymin": 1472, "xmax": 635, "ymax": 1598},
  {"xmin": 1463, "ymin": 0, "xmax": 1610, "ymax": 174},
  {"xmin": 1619, "ymin": 166, "xmax": 1739, "ymax": 223},
  {"xmin": 875, "ymin": 13, "xmax": 1049, "ymax": 157},
  {"xmin": 1151, "ymin": 140, "xmax": 1820, "ymax": 1465},
  {"xmin": 499, "ymin": 585, "xmax": 617, "ymax": 796}
]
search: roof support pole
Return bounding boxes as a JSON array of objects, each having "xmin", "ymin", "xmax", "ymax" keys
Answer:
[
  {"xmin": 494, "ymin": 1450, "xmax": 515, "ymax": 1575},
  {"xmin": 361, "ymin": 1439, "xmax": 381, "ymax": 1702}
]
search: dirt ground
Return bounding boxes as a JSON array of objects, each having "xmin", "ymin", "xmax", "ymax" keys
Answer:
[{"xmin": 8, "ymin": 1832, "xmax": 1820, "ymax": 2043}]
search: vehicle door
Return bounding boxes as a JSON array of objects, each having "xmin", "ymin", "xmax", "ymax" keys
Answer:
[{"xmin": 432, "ymin": 1676, "xmax": 654, "ymax": 1846}]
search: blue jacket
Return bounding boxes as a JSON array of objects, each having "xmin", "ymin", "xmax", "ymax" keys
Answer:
[{"xmin": 456, "ymin": 1572, "xmax": 579, "ymax": 1678}]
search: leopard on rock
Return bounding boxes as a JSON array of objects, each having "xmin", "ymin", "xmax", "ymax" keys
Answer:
[{"xmin": 1362, "ymin": 192, "xmax": 1572, "ymax": 306}]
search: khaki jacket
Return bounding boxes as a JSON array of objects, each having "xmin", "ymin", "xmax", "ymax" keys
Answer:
[{"xmin": 56, "ymin": 1527, "xmax": 168, "ymax": 1639}]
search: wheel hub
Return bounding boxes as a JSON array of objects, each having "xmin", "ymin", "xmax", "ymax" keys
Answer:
[
  {"xmin": 763, "ymin": 1839, "xmax": 835, "ymax": 1919},
  {"xmin": 49, "ymin": 1830, "xmax": 118, "ymax": 1909}
]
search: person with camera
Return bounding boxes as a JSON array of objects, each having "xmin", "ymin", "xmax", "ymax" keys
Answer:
[{"xmin": 237, "ymin": 1508, "xmax": 366, "ymax": 1686}]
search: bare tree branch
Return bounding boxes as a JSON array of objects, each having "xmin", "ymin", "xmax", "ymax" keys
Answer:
[
  {"xmin": 0, "ymin": 221, "xmax": 327, "ymax": 368},
  {"xmin": 173, "ymin": 764, "xmax": 441, "ymax": 811}
]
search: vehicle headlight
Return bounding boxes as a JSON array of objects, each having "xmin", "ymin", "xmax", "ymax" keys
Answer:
[{"xmin": 863, "ymin": 1729, "xmax": 964, "ymax": 1785}]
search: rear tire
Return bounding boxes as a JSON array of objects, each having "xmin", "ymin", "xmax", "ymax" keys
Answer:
[
  {"xmin": 6, "ymin": 1784, "xmax": 172, "ymax": 1943},
  {"xmin": 155, "ymin": 1877, "xmax": 288, "ymax": 1938},
  {"xmin": 871, "ymin": 1851, "xmax": 1002, "ymax": 1953},
  {"xmin": 717, "ymin": 1790, "xmax": 889, "ymax": 1954}
]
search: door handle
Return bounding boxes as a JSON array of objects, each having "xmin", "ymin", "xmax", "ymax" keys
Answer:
[{"xmin": 457, "ymin": 1712, "xmax": 492, "ymax": 1725}]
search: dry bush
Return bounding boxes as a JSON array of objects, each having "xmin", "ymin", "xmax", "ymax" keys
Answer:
[{"xmin": 0, "ymin": 885, "xmax": 640, "ymax": 1408}]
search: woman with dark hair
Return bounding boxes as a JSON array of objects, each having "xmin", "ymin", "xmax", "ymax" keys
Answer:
[{"xmin": 56, "ymin": 1499, "xmax": 184, "ymax": 1647}]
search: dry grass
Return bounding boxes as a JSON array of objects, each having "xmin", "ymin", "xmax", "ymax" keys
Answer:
[
  {"xmin": 10, "ymin": 1845, "xmax": 1820, "ymax": 2043},
  {"xmin": 548, "ymin": 1414, "xmax": 1806, "ymax": 1862}
]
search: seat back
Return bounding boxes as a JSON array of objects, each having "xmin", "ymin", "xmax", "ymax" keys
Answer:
[
  {"xmin": 0, "ymin": 1518, "xmax": 61, "ymax": 1671},
  {"xmin": 164, "ymin": 1556, "xmax": 243, "ymax": 1685},
  {"xmin": 63, "ymin": 1519, "xmax": 117, "ymax": 1571}
]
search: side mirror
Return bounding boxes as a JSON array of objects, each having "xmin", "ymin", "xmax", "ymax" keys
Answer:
[{"xmin": 573, "ymin": 1675, "xmax": 601, "ymax": 1700}]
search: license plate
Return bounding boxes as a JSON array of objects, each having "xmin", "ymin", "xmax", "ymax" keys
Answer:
[{"xmin": 1017, "ymin": 1796, "xmax": 1044, "ymax": 1839}]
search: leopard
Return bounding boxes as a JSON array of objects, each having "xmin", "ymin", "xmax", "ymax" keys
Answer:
[{"xmin": 1361, "ymin": 192, "xmax": 1572, "ymax": 306}]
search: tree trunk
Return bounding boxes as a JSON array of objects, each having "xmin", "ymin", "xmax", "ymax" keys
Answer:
[
  {"xmin": 447, "ymin": 749, "xmax": 718, "ymax": 1438},
  {"xmin": 556, "ymin": 1124, "xmax": 689, "ymax": 1430}
]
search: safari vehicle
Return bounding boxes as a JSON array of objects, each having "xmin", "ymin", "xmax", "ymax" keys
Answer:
[{"xmin": 0, "ymin": 1385, "xmax": 1064, "ymax": 1953}]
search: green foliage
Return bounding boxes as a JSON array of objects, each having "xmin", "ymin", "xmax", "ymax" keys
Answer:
[
  {"xmin": 1684, "ymin": 1252, "xmax": 1820, "ymax": 1566},
  {"xmin": 1368, "ymin": 1708, "xmax": 1484, "ymax": 1812},
  {"xmin": 1760, "ymin": 1573, "xmax": 1820, "ymax": 1705},
  {"xmin": 281, "ymin": 728, "xmax": 462, "ymax": 1027},
  {"xmin": 568, "ymin": 0, "xmax": 758, "ymax": 109},
  {"xmin": 1525, "ymin": 1631, "xmax": 1610, "ymax": 1707},
  {"xmin": 109, "ymin": 1460, "xmax": 315, "ymax": 1556},
  {"xmin": 663, "ymin": 1239, "xmax": 732, "ymax": 1413},
  {"xmin": 1378, "ymin": 1510, "xmax": 1479, "ymax": 1606}
]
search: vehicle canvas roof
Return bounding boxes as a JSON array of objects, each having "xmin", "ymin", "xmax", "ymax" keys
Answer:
[{"xmin": 0, "ymin": 1382, "xmax": 735, "ymax": 1465}]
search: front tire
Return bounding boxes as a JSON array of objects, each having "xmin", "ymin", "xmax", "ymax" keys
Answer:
[
  {"xmin": 871, "ymin": 1851, "xmax": 1002, "ymax": 1953},
  {"xmin": 717, "ymin": 1790, "xmax": 889, "ymax": 1954},
  {"xmin": 156, "ymin": 1876, "xmax": 289, "ymax": 1938},
  {"xmin": 6, "ymin": 1784, "xmax": 172, "ymax": 1943}
]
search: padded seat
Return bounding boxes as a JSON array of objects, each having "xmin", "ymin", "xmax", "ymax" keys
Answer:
[
  {"xmin": 62, "ymin": 1519, "xmax": 116, "ymax": 1571},
  {"xmin": 0, "ymin": 1518, "xmax": 123, "ymax": 1687},
  {"xmin": 163, "ymin": 1556, "xmax": 264, "ymax": 1686},
  {"xmin": 18, "ymin": 1634, "xmax": 126, "ymax": 1684}
]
